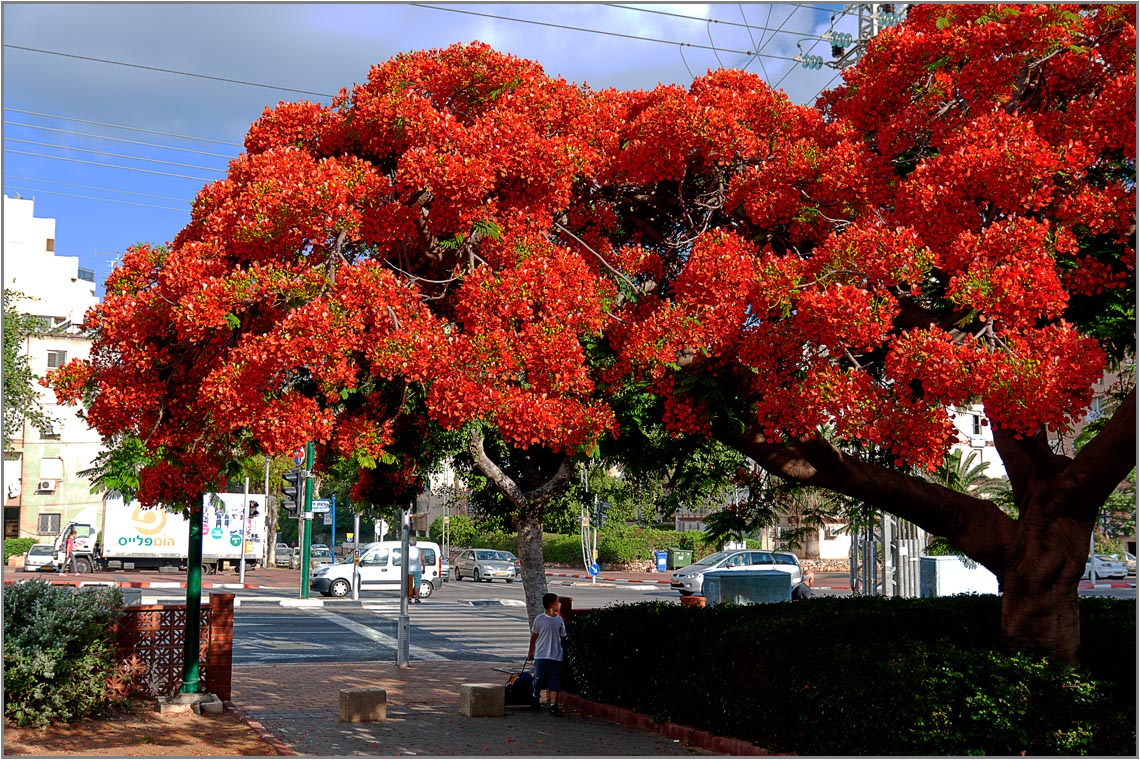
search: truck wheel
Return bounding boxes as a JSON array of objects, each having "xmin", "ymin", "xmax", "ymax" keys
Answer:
[
  {"xmin": 329, "ymin": 579, "xmax": 350, "ymax": 598},
  {"xmin": 202, "ymin": 563, "xmax": 215, "ymax": 575},
  {"xmin": 74, "ymin": 557, "xmax": 92, "ymax": 574}
]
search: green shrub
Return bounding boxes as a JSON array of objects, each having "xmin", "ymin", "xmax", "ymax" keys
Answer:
[
  {"xmin": 428, "ymin": 514, "xmax": 480, "ymax": 548},
  {"xmin": 566, "ymin": 595, "xmax": 1135, "ymax": 755},
  {"xmin": 3, "ymin": 580, "xmax": 127, "ymax": 727},
  {"xmin": 4, "ymin": 537, "xmax": 37, "ymax": 563}
]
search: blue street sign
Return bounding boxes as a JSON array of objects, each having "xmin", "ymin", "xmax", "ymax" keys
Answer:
[
  {"xmin": 293, "ymin": 448, "xmax": 305, "ymax": 466},
  {"xmin": 588, "ymin": 563, "xmax": 600, "ymax": 576}
]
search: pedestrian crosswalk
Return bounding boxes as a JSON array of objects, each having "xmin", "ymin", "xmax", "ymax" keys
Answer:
[{"xmin": 354, "ymin": 600, "xmax": 533, "ymax": 662}]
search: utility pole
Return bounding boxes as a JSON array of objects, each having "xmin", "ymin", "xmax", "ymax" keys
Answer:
[
  {"xmin": 397, "ymin": 506, "xmax": 411, "ymax": 667},
  {"xmin": 299, "ymin": 442, "xmax": 315, "ymax": 599}
]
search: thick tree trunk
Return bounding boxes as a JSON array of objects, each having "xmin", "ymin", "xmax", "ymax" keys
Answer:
[
  {"xmin": 515, "ymin": 504, "xmax": 548, "ymax": 623},
  {"xmin": 714, "ymin": 387, "xmax": 1135, "ymax": 661}
]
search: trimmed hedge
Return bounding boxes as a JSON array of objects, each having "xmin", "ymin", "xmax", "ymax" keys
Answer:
[
  {"xmin": 3, "ymin": 580, "xmax": 127, "ymax": 727},
  {"xmin": 565, "ymin": 596, "xmax": 1135, "ymax": 755},
  {"xmin": 4, "ymin": 537, "xmax": 37, "ymax": 563},
  {"xmin": 453, "ymin": 527, "xmax": 720, "ymax": 566}
]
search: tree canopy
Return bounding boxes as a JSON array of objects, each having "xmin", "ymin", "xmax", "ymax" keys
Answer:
[{"xmin": 52, "ymin": 4, "xmax": 1135, "ymax": 657}]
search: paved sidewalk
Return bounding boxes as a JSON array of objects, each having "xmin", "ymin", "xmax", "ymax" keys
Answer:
[{"xmin": 231, "ymin": 660, "xmax": 709, "ymax": 756}]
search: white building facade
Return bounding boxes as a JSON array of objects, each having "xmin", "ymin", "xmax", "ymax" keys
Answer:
[{"xmin": 3, "ymin": 194, "xmax": 103, "ymax": 540}]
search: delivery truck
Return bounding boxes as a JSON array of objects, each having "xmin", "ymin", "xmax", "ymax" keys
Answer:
[{"xmin": 54, "ymin": 492, "xmax": 267, "ymax": 575}]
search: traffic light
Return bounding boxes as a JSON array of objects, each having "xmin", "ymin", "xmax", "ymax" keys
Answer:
[
  {"xmin": 592, "ymin": 501, "xmax": 612, "ymax": 528},
  {"xmin": 282, "ymin": 469, "xmax": 302, "ymax": 516}
]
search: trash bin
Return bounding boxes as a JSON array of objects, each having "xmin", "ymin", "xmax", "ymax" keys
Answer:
[
  {"xmin": 667, "ymin": 548, "xmax": 693, "ymax": 570},
  {"xmin": 654, "ymin": 551, "xmax": 668, "ymax": 573}
]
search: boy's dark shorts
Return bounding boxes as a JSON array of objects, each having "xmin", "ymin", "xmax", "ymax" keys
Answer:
[{"xmin": 533, "ymin": 658, "xmax": 563, "ymax": 692}]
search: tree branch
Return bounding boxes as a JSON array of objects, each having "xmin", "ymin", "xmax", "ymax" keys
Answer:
[
  {"xmin": 714, "ymin": 421, "xmax": 1014, "ymax": 572},
  {"xmin": 1063, "ymin": 386, "xmax": 1136, "ymax": 521}
]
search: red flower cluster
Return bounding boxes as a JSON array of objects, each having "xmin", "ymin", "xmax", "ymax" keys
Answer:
[{"xmin": 48, "ymin": 6, "xmax": 1135, "ymax": 500}]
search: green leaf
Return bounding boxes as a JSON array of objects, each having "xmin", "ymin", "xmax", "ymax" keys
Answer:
[
  {"xmin": 224, "ymin": 312, "xmax": 241, "ymax": 330},
  {"xmin": 935, "ymin": 16, "xmax": 951, "ymax": 29}
]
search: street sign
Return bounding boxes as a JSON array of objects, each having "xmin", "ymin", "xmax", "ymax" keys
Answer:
[
  {"xmin": 322, "ymin": 512, "xmax": 332, "ymax": 526},
  {"xmin": 588, "ymin": 563, "xmax": 600, "ymax": 576},
  {"xmin": 311, "ymin": 499, "xmax": 331, "ymax": 514},
  {"xmin": 293, "ymin": 448, "xmax": 305, "ymax": 466}
]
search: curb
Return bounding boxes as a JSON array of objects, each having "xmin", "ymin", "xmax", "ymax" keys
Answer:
[
  {"xmin": 224, "ymin": 699, "xmax": 298, "ymax": 756},
  {"xmin": 545, "ymin": 571, "xmax": 672, "ymax": 585},
  {"xmin": 559, "ymin": 692, "xmax": 774, "ymax": 755}
]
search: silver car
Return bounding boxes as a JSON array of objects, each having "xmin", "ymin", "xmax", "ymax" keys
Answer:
[
  {"xmin": 670, "ymin": 549, "xmax": 802, "ymax": 595},
  {"xmin": 453, "ymin": 549, "xmax": 518, "ymax": 583},
  {"xmin": 1084, "ymin": 554, "xmax": 1127, "ymax": 579},
  {"xmin": 273, "ymin": 543, "xmax": 292, "ymax": 567}
]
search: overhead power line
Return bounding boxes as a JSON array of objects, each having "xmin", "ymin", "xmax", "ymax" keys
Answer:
[
  {"xmin": 2, "ymin": 185, "xmax": 188, "ymax": 212},
  {"xmin": 606, "ymin": 3, "xmax": 833, "ymax": 41},
  {"xmin": 5, "ymin": 122, "xmax": 238, "ymax": 159},
  {"xmin": 3, "ymin": 44, "xmax": 336, "ymax": 98},
  {"xmin": 4, "ymin": 137, "xmax": 228, "ymax": 173},
  {"xmin": 5, "ymin": 150, "xmax": 215, "ymax": 182},
  {"xmin": 411, "ymin": 4, "xmax": 798, "ymax": 61},
  {"xmin": 5, "ymin": 176, "xmax": 193, "ymax": 203},
  {"xmin": 5, "ymin": 108, "xmax": 244, "ymax": 147}
]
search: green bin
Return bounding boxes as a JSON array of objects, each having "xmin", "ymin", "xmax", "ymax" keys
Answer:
[{"xmin": 667, "ymin": 548, "xmax": 693, "ymax": 570}]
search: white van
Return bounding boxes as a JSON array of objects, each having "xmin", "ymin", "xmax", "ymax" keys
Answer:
[{"xmin": 310, "ymin": 540, "xmax": 443, "ymax": 598}]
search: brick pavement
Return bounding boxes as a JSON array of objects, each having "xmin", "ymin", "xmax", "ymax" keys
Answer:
[{"xmin": 231, "ymin": 660, "xmax": 711, "ymax": 756}]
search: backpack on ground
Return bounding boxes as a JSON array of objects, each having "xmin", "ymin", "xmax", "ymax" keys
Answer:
[{"xmin": 504, "ymin": 662, "xmax": 535, "ymax": 705}]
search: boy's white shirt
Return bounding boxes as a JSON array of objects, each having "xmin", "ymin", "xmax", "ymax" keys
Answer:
[{"xmin": 531, "ymin": 611, "xmax": 567, "ymax": 660}]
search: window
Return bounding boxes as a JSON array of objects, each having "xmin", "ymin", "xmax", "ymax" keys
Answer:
[
  {"xmin": 39, "ymin": 421, "xmax": 59, "ymax": 439},
  {"xmin": 37, "ymin": 513, "xmax": 61, "ymax": 535},
  {"xmin": 45, "ymin": 238, "xmax": 54, "ymax": 252},
  {"xmin": 46, "ymin": 350, "xmax": 67, "ymax": 369},
  {"xmin": 77, "ymin": 267, "xmax": 95, "ymax": 282},
  {"xmin": 1086, "ymin": 397, "xmax": 1105, "ymax": 423},
  {"xmin": 971, "ymin": 415, "xmax": 983, "ymax": 436}
]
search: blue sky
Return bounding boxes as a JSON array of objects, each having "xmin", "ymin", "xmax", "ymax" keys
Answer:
[{"xmin": 3, "ymin": 3, "xmax": 858, "ymax": 297}]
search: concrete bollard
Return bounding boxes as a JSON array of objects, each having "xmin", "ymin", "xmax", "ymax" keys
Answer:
[
  {"xmin": 459, "ymin": 683, "xmax": 505, "ymax": 717},
  {"xmin": 339, "ymin": 688, "xmax": 388, "ymax": 722},
  {"xmin": 680, "ymin": 595, "xmax": 706, "ymax": 607}
]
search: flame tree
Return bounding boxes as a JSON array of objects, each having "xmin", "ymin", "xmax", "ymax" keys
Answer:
[{"xmin": 53, "ymin": 4, "xmax": 1134, "ymax": 658}]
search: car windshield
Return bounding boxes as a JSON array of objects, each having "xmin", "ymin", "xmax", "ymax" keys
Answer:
[
  {"xmin": 694, "ymin": 552, "xmax": 730, "ymax": 567},
  {"xmin": 475, "ymin": 550, "xmax": 499, "ymax": 560},
  {"xmin": 29, "ymin": 545, "xmax": 53, "ymax": 556}
]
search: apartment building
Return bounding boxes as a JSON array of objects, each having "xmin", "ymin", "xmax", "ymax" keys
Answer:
[{"xmin": 3, "ymin": 194, "xmax": 103, "ymax": 539}]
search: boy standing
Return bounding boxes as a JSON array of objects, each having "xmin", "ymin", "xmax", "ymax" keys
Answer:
[{"xmin": 527, "ymin": 592, "xmax": 568, "ymax": 716}]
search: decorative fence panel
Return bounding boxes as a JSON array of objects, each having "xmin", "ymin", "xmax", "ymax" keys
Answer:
[{"xmin": 109, "ymin": 593, "xmax": 234, "ymax": 700}]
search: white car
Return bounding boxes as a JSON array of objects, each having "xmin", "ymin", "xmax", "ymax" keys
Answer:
[
  {"xmin": 310, "ymin": 540, "xmax": 443, "ymax": 598},
  {"xmin": 670, "ymin": 549, "xmax": 802, "ymax": 596},
  {"xmin": 1083, "ymin": 554, "xmax": 1127, "ymax": 580},
  {"xmin": 22, "ymin": 544, "xmax": 56, "ymax": 572}
]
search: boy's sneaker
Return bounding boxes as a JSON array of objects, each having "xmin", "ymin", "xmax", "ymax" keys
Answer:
[{"xmin": 549, "ymin": 704, "xmax": 562, "ymax": 717}]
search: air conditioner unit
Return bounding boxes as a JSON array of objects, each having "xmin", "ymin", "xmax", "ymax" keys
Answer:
[
  {"xmin": 37, "ymin": 480, "xmax": 57, "ymax": 492},
  {"xmin": 968, "ymin": 435, "xmax": 986, "ymax": 449}
]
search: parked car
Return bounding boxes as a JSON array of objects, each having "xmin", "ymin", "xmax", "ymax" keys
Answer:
[
  {"xmin": 1125, "ymin": 552, "xmax": 1137, "ymax": 575},
  {"xmin": 290, "ymin": 545, "xmax": 334, "ymax": 570},
  {"xmin": 22, "ymin": 544, "xmax": 55, "ymax": 572},
  {"xmin": 453, "ymin": 549, "xmax": 519, "ymax": 583},
  {"xmin": 1083, "ymin": 554, "xmax": 1127, "ymax": 580},
  {"xmin": 273, "ymin": 543, "xmax": 292, "ymax": 568},
  {"xmin": 441, "ymin": 554, "xmax": 450, "ymax": 582},
  {"xmin": 310, "ymin": 540, "xmax": 444, "ymax": 598},
  {"xmin": 670, "ymin": 549, "xmax": 802, "ymax": 596}
]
